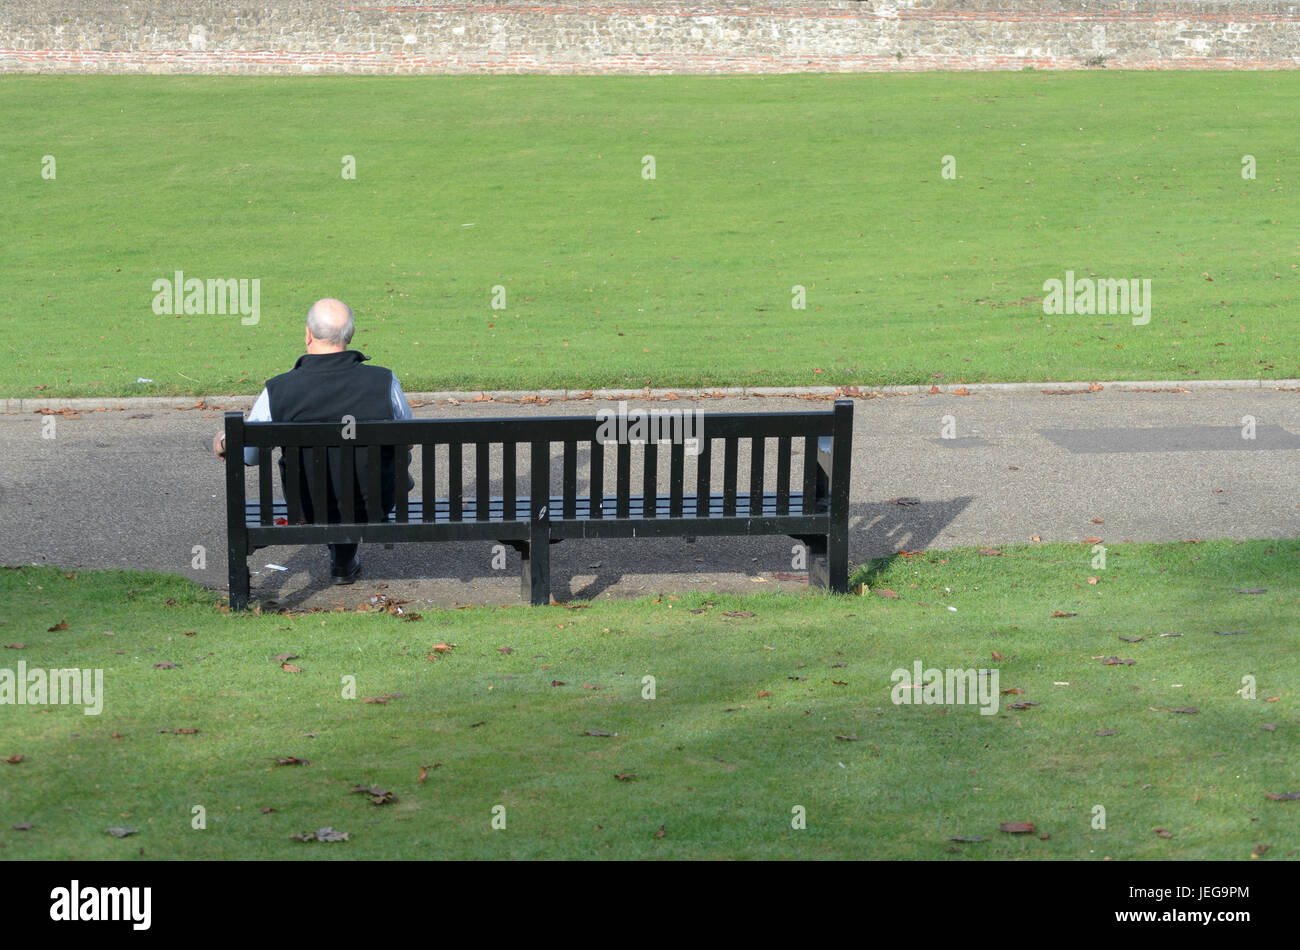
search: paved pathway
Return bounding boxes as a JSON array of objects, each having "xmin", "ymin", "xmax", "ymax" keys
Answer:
[{"xmin": 1, "ymin": 387, "xmax": 1295, "ymax": 608}]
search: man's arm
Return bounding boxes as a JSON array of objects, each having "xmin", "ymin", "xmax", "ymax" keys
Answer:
[
  {"xmin": 391, "ymin": 374, "xmax": 414, "ymax": 421},
  {"xmin": 212, "ymin": 389, "xmax": 270, "ymax": 465}
]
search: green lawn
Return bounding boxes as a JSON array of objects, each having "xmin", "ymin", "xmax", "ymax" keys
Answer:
[
  {"xmin": 1, "ymin": 539, "xmax": 1295, "ymax": 860},
  {"xmin": 3, "ymin": 72, "xmax": 1296, "ymax": 398}
]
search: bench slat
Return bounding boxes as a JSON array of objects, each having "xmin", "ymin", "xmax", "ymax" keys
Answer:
[
  {"xmin": 722, "ymin": 437, "xmax": 738, "ymax": 516},
  {"xmin": 311, "ymin": 447, "xmax": 328, "ymax": 526},
  {"xmin": 448, "ymin": 443, "xmax": 463, "ymax": 522},
  {"xmin": 563, "ymin": 440, "xmax": 577, "ymax": 520},
  {"xmin": 589, "ymin": 440, "xmax": 604, "ymax": 519},
  {"xmin": 643, "ymin": 442, "xmax": 658, "ymax": 519},
  {"xmin": 749, "ymin": 435, "xmax": 765, "ymax": 514},
  {"xmin": 801, "ymin": 436, "xmax": 819, "ymax": 514},
  {"xmin": 669, "ymin": 440, "xmax": 684, "ymax": 518},
  {"xmin": 776, "ymin": 437, "xmax": 791, "ymax": 515},
  {"xmin": 616, "ymin": 442, "xmax": 631, "ymax": 519},
  {"xmin": 365, "ymin": 444, "xmax": 382, "ymax": 523},
  {"xmin": 340, "ymin": 443, "xmax": 356, "ymax": 523},
  {"xmin": 395, "ymin": 444, "xmax": 409, "ymax": 523},
  {"xmin": 476, "ymin": 442, "xmax": 490, "ymax": 522},
  {"xmin": 694, "ymin": 436, "xmax": 711, "ymax": 518},
  {"xmin": 284, "ymin": 448, "xmax": 303, "ymax": 524},
  {"xmin": 420, "ymin": 443, "xmax": 436, "ymax": 523},
  {"xmin": 257, "ymin": 452, "xmax": 273, "ymax": 525},
  {"xmin": 502, "ymin": 441, "xmax": 517, "ymax": 521}
]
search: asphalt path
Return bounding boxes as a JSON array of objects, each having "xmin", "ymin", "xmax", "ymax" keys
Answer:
[{"xmin": 1, "ymin": 388, "xmax": 1295, "ymax": 608}]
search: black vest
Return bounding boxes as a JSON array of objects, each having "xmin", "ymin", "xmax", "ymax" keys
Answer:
[{"xmin": 265, "ymin": 350, "xmax": 409, "ymax": 524}]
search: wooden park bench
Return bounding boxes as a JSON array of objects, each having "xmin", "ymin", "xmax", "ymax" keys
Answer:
[{"xmin": 223, "ymin": 399, "xmax": 853, "ymax": 609}]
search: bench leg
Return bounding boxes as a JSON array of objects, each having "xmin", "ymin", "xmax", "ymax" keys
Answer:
[
  {"xmin": 519, "ymin": 538, "xmax": 551, "ymax": 606},
  {"xmin": 228, "ymin": 544, "xmax": 250, "ymax": 611},
  {"xmin": 805, "ymin": 535, "xmax": 830, "ymax": 591}
]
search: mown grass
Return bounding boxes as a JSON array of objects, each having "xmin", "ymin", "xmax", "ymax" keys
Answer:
[
  {"xmin": 2, "ymin": 72, "xmax": 1296, "ymax": 397},
  {"xmin": 1, "ymin": 539, "xmax": 1295, "ymax": 860}
]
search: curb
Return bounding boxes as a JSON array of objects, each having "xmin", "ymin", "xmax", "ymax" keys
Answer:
[{"xmin": 3, "ymin": 379, "xmax": 1298, "ymax": 413}]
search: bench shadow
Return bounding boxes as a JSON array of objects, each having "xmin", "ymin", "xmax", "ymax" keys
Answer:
[{"xmin": 245, "ymin": 496, "xmax": 974, "ymax": 607}]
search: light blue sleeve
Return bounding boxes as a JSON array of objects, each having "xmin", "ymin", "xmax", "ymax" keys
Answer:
[
  {"xmin": 242, "ymin": 388, "xmax": 271, "ymax": 466},
  {"xmin": 391, "ymin": 374, "xmax": 414, "ymax": 420}
]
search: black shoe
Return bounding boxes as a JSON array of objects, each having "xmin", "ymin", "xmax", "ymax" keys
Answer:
[{"xmin": 331, "ymin": 553, "xmax": 361, "ymax": 585}]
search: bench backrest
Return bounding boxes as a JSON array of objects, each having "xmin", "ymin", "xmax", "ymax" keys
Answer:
[{"xmin": 224, "ymin": 399, "xmax": 852, "ymax": 529}]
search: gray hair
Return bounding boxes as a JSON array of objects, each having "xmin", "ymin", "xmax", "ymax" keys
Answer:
[{"xmin": 306, "ymin": 298, "xmax": 354, "ymax": 346}]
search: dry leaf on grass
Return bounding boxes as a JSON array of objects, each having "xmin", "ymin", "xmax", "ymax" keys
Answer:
[{"xmin": 999, "ymin": 822, "xmax": 1035, "ymax": 834}]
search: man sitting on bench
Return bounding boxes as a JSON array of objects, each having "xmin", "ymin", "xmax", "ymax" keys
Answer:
[{"xmin": 212, "ymin": 297, "xmax": 414, "ymax": 584}]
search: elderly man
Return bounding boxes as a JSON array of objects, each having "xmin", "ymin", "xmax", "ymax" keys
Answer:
[{"xmin": 213, "ymin": 298, "xmax": 414, "ymax": 584}]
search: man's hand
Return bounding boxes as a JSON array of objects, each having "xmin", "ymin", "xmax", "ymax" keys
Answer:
[{"xmin": 212, "ymin": 431, "xmax": 227, "ymax": 460}]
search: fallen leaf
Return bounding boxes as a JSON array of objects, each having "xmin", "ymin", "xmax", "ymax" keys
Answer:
[
  {"xmin": 582, "ymin": 684, "xmax": 605, "ymax": 691},
  {"xmin": 876, "ymin": 589, "xmax": 898, "ymax": 600},
  {"xmin": 272, "ymin": 756, "xmax": 310, "ymax": 765},
  {"xmin": 978, "ymin": 548, "xmax": 1003, "ymax": 556},
  {"xmin": 1001, "ymin": 687, "xmax": 1023, "ymax": 695},
  {"xmin": 291, "ymin": 826, "xmax": 349, "ymax": 843},
  {"xmin": 758, "ymin": 690, "xmax": 773, "ymax": 698},
  {"xmin": 1154, "ymin": 828, "xmax": 1174, "ymax": 839},
  {"xmin": 1253, "ymin": 844, "xmax": 1271, "ymax": 856},
  {"xmin": 350, "ymin": 785, "xmax": 397, "ymax": 805},
  {"xmin": 1007, "ymin": 701, "xmax": 1040, "ymax": 710},
  {"xmin": 4, "ymin": 754, "xmax": 23, "ymax": 764},
  {"xmin": 1215, "ymin": 630, "xmax": 1247, "ymax": 637},
  {"xmin": 550, "ymin": 680, "xmax": 567, "ymax": 687},
  {"xmin": 654, "ymin": 824, "xmax": 666, "ymax": 838},
  {"xmin": 722, "ymin": 610, "xmax": 755, "ymax": 618},
  {"xmin": 1118, "ymin": 636, "xmax": 1144, "ymax": 643},
  {"xmin": 583, "ymin": 729, "xmax": 616, "ymax": 737},
  {"xmin": 1260, "ymin": 723, "xmax": 1276, "ymax": 732},
  {"xmin": 948, "ymin": 836, "xmax": 984, "ymax": 843},
  {"xmin": 1103, "ymin": 657, "xmax": 1136, "ymax": 666},
  {"xmin": 497, "ymin": 646, "xmax": 513, "ymax": 654},
  {"xmin": 47, "ymin": 621, "xmax": 69, "ymax": 632},
  {"xmin": 12, "ymin": 822, "xmax": 32, "ymax": 831},
  {"xmin": 999, "ymin": 822, "xmax": 1035, "ymax": 834},
  {"xmin": 1234, "ymin": 589, "xmax": 1266, "ymax": 595},
  {"xmin": 3, "ymin": 644, "xmax": 24, "ymax": 650},
  {"xmin": 991, "ymin": 650, "xmax": 1005, "ymax": 662},
  {"xmin": 1083, "ymin": 537, "xmax": 1102, "ymax": 544},
  {"xmin": 274, "ymin": 653, "xmax": 299, "ymax": 663},
  {"xmin": 1087, "ymin": 577, "xmax": 1099, "ymax": 585},
  {"xmin": 1051, "ymin": 611, "xmax": 1077, "ymax": 618},
  {"xmin": 157, "ymin": 727, "xmax": 199, "ymax": 735},
  {"xmin": 1095, "ymin": 729, "xmax": 1117, "ymax": 737},
  {"xmin": 1171, "ymin": 707, "xmax": 1199, "ymax": 715},
  {"xmin": 834, "ymin": 734, "xmax": 858, "ymax": 742},
  {"xmin": 105, "ymin": 827, "xmax": 137, "ymax": 838},
  {"xmin": 260, "ymin": 807, "xmax": 277, "ymax": 814},
  {"xmin": 1264, "ymin": 791, "xmax": 1300, "ymax": 801},
  {"xmin": 153, "ymin": 661, "xmax": 178, "ymax": 669},
  {"xmin": 614, "ymin": 773, "xmax": 635, "ymax": 782}
]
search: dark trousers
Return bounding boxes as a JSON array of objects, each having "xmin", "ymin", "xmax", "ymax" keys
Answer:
[{"xmin": 330, "ymin": 543, "xmax": 359, "ymax": 569}]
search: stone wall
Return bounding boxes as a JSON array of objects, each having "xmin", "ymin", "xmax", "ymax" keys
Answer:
[{"xmin": 1, "ymin": 1, "xmax": 1297, "ymax": 74}]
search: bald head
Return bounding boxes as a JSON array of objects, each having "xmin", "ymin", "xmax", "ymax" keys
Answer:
[{"xmin": 305, "ymin": 298, "xmax": 354, "ymax": 352}]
